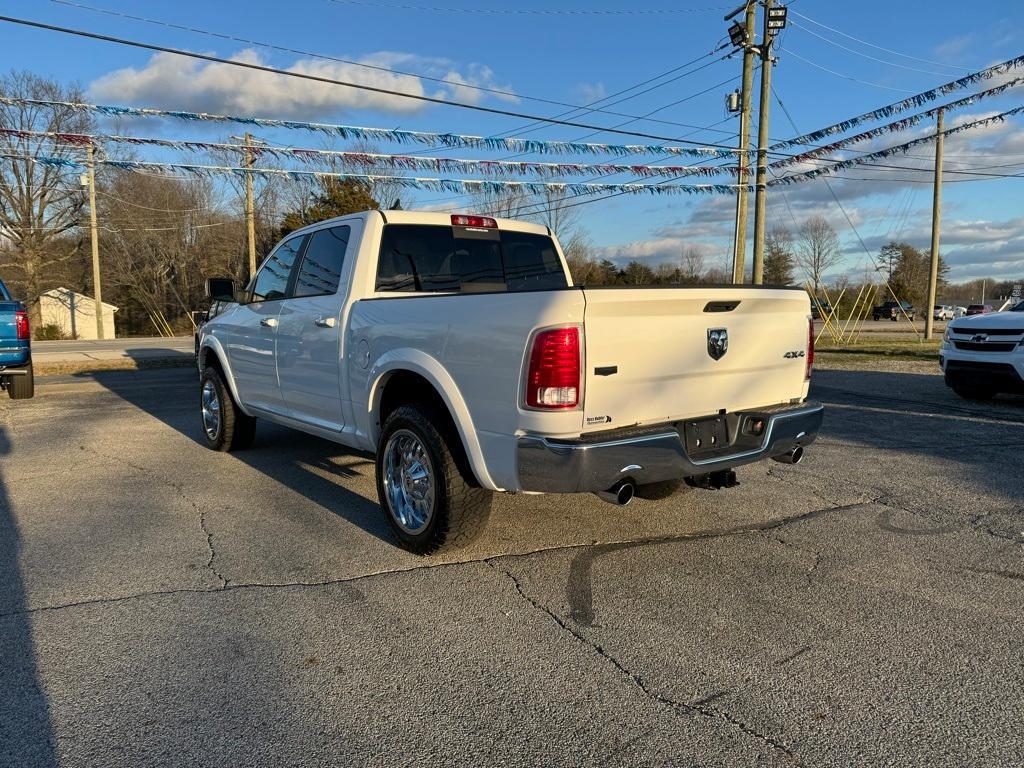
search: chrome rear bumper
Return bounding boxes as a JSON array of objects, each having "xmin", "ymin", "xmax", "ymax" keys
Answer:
[{"xmin": 516, "ymin": 400, "xmax": 824, "ymax": 493}]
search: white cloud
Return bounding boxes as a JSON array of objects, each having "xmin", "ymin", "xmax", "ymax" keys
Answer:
[
  {"xmin": 932, "ymin": 34, "xmax": 977, "ymax": 62},
  {"xmin": 573, "ymin": 82, "xmax": 607, "ymax": 106},
  {"xmin": 88, "ymin": 49, "xmax": 517, "ymax": 118}
]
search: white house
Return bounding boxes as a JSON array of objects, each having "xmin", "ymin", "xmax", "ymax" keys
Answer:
[{"xmin": 30, "ymin": 288, "xmax": 117, "ymax": 340}]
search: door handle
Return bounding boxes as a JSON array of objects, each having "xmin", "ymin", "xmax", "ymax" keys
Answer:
[
  {"xmin": 313, "ymin": 316, "xmax": 337, "ymax": 328},
  {"xmin": 259, "ymin": 318, "xmax": 278, "ymax": 328}
]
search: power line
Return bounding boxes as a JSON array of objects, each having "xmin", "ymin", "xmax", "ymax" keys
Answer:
[
  {"xmin": 779, "ymin": 47, "xmax": 918, "ymax": 93},
  {"xmin": 770, "ymin": 51, "xmax": 1024, "ymax": 150},
  {"xmin": 768, "ymin": 72, "xmax": 1024, "ymax": 169},
  {"xmin": 46, "ymin": 0, "xmax": 730, "ymax": 134},
  {"xmin": 490, "ymin": 51, "xmax": 732, "ymax": 142},
  {"xmin": 321, "ymin": 0, "xmax": 729, "ymax": 14},
  {"xmin": 95, "ymin": 189, "xmax": 221, "ymax": 214},
  {"xmin": 0, "ymin": 13, "xmax": 750, "ymax": 148},
  {"xmin": 789, "ymin": 10, "xmax": 973, "ymax": 72},
  {"xmin": 772, "ymin": 105, "xmax": 1024, "ymax": 184},
  {"xmin": 0, "ymin": 96, "xmax": 737, "ymax": 159},
  {"xmin": 791, "ymin": 21, "xmax": 968, "ymax": 78},
  {"xmin": 396, "ymin": 45, "xmax": 732, "ymax": 162}
]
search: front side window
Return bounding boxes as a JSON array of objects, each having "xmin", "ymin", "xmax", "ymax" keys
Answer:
[
  {"xmin": 251, "ymin": 235, "xmax": 306, "ymax": 302},
  {"xmin": 375, "ymin": 225, "xmax": 567, "ymax": 294},
  {"xmin": 292, "ymin": 225, "xmax": 351, "ymax": 298}
]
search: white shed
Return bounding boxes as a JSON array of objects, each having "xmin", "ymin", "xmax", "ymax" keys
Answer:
[{"xmin": 30, "ymin": 288, "xmax": 117, "ymax": 340}]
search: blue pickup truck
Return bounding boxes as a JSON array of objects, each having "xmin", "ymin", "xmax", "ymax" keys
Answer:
[{"xmin": 0, "ymin": 278, "xmax": 34, "ymax": 399}]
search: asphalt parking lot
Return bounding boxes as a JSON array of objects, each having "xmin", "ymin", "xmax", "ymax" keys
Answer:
[{"xmin": 2, "ymin": 367, "xmax": 1023, "ymax": 767}]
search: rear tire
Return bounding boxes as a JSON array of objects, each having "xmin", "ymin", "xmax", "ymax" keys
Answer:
[
  {"xmin": 952, "ymin": 386, "xmax": 997, "ymax": 402},
  {"xmin": 200, "ymin": 367, "xmax": 256, "ymax": 451},
  {"xmin": 376, "ymin": 403, "xmax": 492, "ymax": 554},
  {"xmin": 8, "ymin": 364, "xmax": 34, "ymax": 399}
]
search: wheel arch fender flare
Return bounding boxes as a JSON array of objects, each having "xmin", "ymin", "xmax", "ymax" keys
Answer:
[
  {"xmin": 198, "ymin": 337, "xmax": 251, "ymax": 417},
  {"xmin": 365, "ymin": 349, "xmax": 499, "ymax": 491}
]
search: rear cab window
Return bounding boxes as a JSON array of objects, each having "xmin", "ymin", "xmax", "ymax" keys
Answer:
[{"xmin": 375, "ymin": 224, "xmax": 568, "ymax": 294}]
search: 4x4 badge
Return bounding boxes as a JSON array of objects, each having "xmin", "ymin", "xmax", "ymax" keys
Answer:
[{"xmin": 707, "ymin": 328, "xmax": 728, "ymax": 361}]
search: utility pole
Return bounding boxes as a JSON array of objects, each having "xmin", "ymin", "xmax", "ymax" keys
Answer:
[
  {"xmin": 243, "ymin": 132, "xmax": 257, "ymax": 281},
  {"xmin": 730, "ymin": 2, "xmax": 756, "ymax": 285},
  {"xmin": 924, "ymin": 109, "xmax": 944, "ymax": 340},
  {"xmin": 751, "ymin": 0, "xmax": 777, "ymax": 284},
  {"xmin": 86, "ymin": 143, "xmax": 104, "ymax": 340}
]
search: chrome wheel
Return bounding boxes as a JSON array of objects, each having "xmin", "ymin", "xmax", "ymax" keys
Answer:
[
  {"xmin": 201, "ymin": 378, "xmax": 221, "ymax": 441},
  {"xmin": 382, "ymin": 429, "xmax": 435, "ymax": 534}
]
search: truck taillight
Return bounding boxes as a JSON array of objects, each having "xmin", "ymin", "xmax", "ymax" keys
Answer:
[
  {"xmin": 451, "ymin": 214, "xmax": 497, "ymax": 228},
  {"xmin": 525, "ymin": 327, "xmax": 580, "ymax": 409},
  {"xmin": 806, "ymin": 317, "xmax": 814, "ymax": 380},
  {"xmin": 15, "ymin": 310, "xmax": 30, "ymax": 340}
]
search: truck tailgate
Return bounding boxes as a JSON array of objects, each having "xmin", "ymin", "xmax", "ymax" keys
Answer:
[
  {"xmin": 581, "ymin": 287, "xmax": 811, "ymax": 431},
  {"xmin": 0, "ymin": 300, "xmax": 21, "ymax": 343}
]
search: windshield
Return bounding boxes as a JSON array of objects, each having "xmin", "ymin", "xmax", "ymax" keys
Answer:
[{"xmin": 1011, "ymin": 301, "xmax": 1024, "ymax": 312}]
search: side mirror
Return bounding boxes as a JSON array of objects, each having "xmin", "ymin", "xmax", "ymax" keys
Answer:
[{"xmin": 205, "ymin": 277, "xmax": 238, "ymax": 303}]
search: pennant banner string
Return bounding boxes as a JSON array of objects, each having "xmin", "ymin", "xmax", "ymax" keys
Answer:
[
  {"xmin": 770, "ymin": 53, "xmax": 1024, "ymax": 150},
  {"xmin": 0, "ymin": 127, "xmax": 743, "ymax": 179},
  {"xmin": 0, "ymin": 97, "xmax": 735, "ymax": 159},
  {"xmin": 769, "ymin": 74, "xmax": 1024, "ymax": 169},
  {"xmin": 1, "ymin": 152, "xmax": 747, "ymax": 196},
  {"xmin": 769, "ymin": 105, "xmax": 1024, "ymax": 185}
]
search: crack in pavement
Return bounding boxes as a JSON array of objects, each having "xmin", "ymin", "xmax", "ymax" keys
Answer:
[
  {"xmin": 485, "ymin": 560, "xmax": 797, "ymax": 762},
  {"xmin": 76, "ymin": 444, "xmax": 230, "ymax": 588},
  {"xmin": 565, "ymin": 501, "xmax": 869, "ymax": 629},
  {"xmin": 199, "ymin": 509, "xmax": 228, "ymax": 589},
  {"xmin": 0, "ymin": 502, "xmax": 859, "ymax": 624}
]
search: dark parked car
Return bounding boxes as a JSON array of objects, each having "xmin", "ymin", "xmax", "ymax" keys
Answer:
[
  {"xmin": 966, "ymin": 304, "xmax": 994, "ymax": 316},
  {"xmin": 872, "ymin": 300, "xmax": 915, "ymax": 322},
  {"xmin": 0, "ymin": 277, "xmax": 34, "ymax": 399},
  {"xmin": 811, "ymin": 302, "xmax": 833, "ymax": 320}
]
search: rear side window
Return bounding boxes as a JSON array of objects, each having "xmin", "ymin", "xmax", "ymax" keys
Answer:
[
  {"xmin": 251, "ymin": 235, "xmax": 305, "ymax": 302},
  {"xmin": 292, "ymin": 225, "xmax": 351, "ymax": 298},
  {"xmin": 376, "ymin": 224, "xmax": 567, "ymax": 293},
  {"xmin": 0, "ymin": 280, "xmax": 9, "ymax": 300}
]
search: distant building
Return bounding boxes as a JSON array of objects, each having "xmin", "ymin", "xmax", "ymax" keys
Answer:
[{"xmin": 30, "ymin": 288, "xmax": 117, "ymax": 340}]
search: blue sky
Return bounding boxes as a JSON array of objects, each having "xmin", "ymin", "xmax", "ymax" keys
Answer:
[{"xmin": 2, "ymin": 0, "xmax": 1023, "ymax": 283}]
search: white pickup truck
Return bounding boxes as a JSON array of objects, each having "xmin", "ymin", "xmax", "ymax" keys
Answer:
[{"xmin": 198, "ymin": 210, "xmax": 822, "ymax": 553}]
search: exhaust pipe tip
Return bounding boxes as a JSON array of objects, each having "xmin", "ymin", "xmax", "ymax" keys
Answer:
[
  {"xmin": 596, "ymin": 480, "xmax": 635, "ymax": 506},
  {"xmin": 772, "ymin": 446, "xmax": 804, "ymax": 465}
]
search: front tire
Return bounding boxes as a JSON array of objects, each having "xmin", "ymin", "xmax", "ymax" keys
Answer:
[
  {"xmin": 200, "ymin": 367, "xmax": 256, "ymax": 451},
  {"xmin": 376, "ymin": 403, "xmax": 492, "ymax": 554},
  {"xmin": 8, "ymin": 364, "xmax": 34, "ymax": 399}
]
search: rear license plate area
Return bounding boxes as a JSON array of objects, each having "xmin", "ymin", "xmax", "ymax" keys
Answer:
[{"xmin": 681, "ymin": 415, "xmax": 730, "ymax": 457}]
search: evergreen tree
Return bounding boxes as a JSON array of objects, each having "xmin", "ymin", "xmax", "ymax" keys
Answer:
[
  {"xmin": 764, "ymin": 227, "xmax": 795, "ymax": 285},
  {"xmin": 280, "ymin": 178, "xmax": 379, "ymax": 236}
]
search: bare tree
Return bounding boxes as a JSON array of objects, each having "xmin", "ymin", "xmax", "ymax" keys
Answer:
[
  {"xmin": 467, "ymin": 185, "xmax": 533, "ymax": 220},
  {"xmin": 679, "ymin": 245, "xmax": 706, "ymax": 284},
  {"xmin": 526, "ymin": 187, "xmax": 581, "ymax": 239},
  {"xmin": 0, "ymin": 72, "xmax": 96, "ymax": 298},
  {"xmin": 795, "ymin": 216, "xmax": 842, "ymax": 295},
  {"xmin": 98, "ymin": 169, "xmax": 241, "ymax": 335},
  {"xmin": 561, "ymin": 230, "xmax": 602, "ymax": 284}
]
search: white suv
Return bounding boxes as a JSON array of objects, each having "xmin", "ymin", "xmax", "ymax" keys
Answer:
[{"xmin": 941, "ymin": 301, "xmax": 1024, "ymax": 400}]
